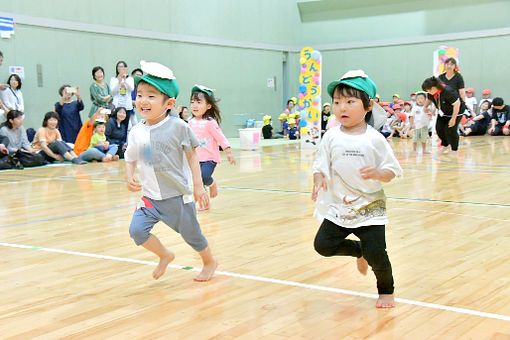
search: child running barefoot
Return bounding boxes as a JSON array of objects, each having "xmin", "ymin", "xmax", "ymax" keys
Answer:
[
  {"xmin": 188, "ymin": 85, "xmax": 235, "ymax": 204},
  {"xmin": 312, "ymin": 70, "xmax": 403, "ymax": 309},
  {"xmin": 125, "ymin": 61, "xmax": 217, "ymax": 282}
]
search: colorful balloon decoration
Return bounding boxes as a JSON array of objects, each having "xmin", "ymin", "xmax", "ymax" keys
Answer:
[{"xmin": 298, "ymin": 47, "xmax": 322, "ymax": 148}]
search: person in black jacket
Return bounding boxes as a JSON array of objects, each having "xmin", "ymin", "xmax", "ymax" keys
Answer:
[{"xmin": 105, "ymin": 107, "xmax": 128, "ymax": 158}]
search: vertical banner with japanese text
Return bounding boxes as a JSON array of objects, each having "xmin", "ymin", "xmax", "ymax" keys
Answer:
[{"xmin": 298, "ymin": 47, "xmax": 321, "ymax": 148}]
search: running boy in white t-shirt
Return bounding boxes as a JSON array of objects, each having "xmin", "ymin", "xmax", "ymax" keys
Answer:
[{"xmin": 125, "ymin": 61, "xmax": 217, "ymax": 282}]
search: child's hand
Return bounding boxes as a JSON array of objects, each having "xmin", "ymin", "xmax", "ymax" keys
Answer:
[
  {"xmin": 359, "ymin": 166, "xmax": 380, "ymax": 181},
  {"xmin": 127, "ymin": 176, "xmax": 142, "ymax": 192},
  {"xmin": 103, "ymin": 141, "xmax": 110, "ymax": 148},
  {"xmin": 312, "ymin": 173, "xmax": 327, "ymax": 201},
  {"xmin": 227, "ymin": 154, "xmax": 236, "ymax": 165},
  {"xmin": 76, "ymin": 87, "xmax": 81, "ymax": 98},
  {"xmin": 194, "ymin": 185, "xmax": 210, "ymax": 210}
]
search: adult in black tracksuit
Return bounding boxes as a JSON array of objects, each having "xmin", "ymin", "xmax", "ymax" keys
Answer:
[{"xmin": 422, "ymin": 76, "xmax": 465, "ymax": 153}]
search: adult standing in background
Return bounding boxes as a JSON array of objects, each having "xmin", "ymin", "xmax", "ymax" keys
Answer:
[
  {"xmin": 422, "ymin": 76, "xmax": 465, "ymax": 154},
  {"xmin": 1, "ymin": 74, "xmax": 25, "ymax": 118},
  {"xmin": 438, "ymin": 58, "xmax": 465, "ymax": 101},
  {"xmin": 89, "ymin": 66, "xmax": 112, "ymax": 117},
  {"xmin": 110, "ymin": 61, "xmax": 136, "ymax": 129}
]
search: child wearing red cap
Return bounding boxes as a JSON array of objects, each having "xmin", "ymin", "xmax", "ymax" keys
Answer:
[{"xmin": 312, "ymin": 70, "xmax": 402, "ymax": 309}]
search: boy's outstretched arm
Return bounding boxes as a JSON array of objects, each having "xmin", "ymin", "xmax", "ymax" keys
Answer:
[
  {"xmin": 186, "ymin": 148, "xmax": 210, "ymax": 210},
  {"xmin": 312, "ymin": 172, "xmax": 328, "ymax": 201}
]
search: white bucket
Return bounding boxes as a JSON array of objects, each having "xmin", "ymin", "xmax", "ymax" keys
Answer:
[{"xmin": 238, "ymin": 128, "xmax": 261, "ymax": 150}]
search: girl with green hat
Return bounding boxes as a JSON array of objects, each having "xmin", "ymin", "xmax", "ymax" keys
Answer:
[{"xmin": 312, "ymin": 70, "xmax": 403, "ymax": 308}]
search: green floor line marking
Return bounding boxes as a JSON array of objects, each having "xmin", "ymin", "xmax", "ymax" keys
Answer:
[{"xmin": 220, "ymin": 186, "xmax": 510, "ymax": 208}]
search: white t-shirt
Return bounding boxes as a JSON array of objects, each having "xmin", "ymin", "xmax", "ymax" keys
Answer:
[
  {"xmin": 125, "ymin": 115, "xmax": 199, "ymax": 202},
  {"xmin": 313, "ymin": 125, "xmax": 403, "ymax": 228},
  {"xmin": 409, "ymin": 105, "xmax": 430, "ymax": 129},
  {"xmin": 465, "ymin": 96, "xmax": 478, "ymax": 115},
  {"xmin": 110, "ymin": 76, "xmax": 135, "ymax": 110}
]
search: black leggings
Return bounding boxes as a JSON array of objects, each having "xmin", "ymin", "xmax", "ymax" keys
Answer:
[
  {"xmin": 314, "ymin": 219, "xmax": 394, "ymax": 294},
  {"xmin": 436, "ymin": 115, "xmax": 462, "ymax": 151}
]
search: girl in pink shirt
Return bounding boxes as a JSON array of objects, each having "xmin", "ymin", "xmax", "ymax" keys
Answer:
[{"xmin": 188, "ymin": 85, "xmax": 235, "ymax": 203}]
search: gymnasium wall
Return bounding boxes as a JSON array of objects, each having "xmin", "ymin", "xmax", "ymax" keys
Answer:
[
  {"xmin": 1, "ymin": 0, "xmax": 509, "ymax": 136},
  {"xmin": 0, "ymin": 0, "xmax": 299, "ymax": 136}
]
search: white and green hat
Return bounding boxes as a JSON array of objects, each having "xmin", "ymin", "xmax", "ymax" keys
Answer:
[
  {"xmin": 327, "ymin": 70, "xmax": 386, "ymax": 129},
  {"xmin": 191, "ymin": 84, "xmax": 215, "ymax": 97},
  {"xmin": 134, "ymin": 60, "xmax": 180, "ymax": 98}
]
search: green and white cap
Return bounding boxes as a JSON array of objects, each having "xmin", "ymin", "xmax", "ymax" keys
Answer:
[
  {"xmin": 134, "ymin": 60, "xmax": 179, "ymax": 98},
  {"xmin": 327, "ymin": 70, "xmax": 386, "ymax": 129},
  {"xmin": 191, "ymin": 84, "xmax": 215, "ymax": 97}
]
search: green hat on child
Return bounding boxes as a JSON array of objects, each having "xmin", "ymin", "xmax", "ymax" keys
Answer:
[
  {"xmin": 134, "ymin": 60, "xmax": 180, "ymax": 98},
  {"xmin": 326, "ymin": 70, "xmax": 386, "ymax": 130},
  {"xmin": 191, "ymin": 84, "xmax": 215, "ymax": 97},
  {"xmin": 327, "ymin": 70, "xmax": 377, "ymax": 99}
]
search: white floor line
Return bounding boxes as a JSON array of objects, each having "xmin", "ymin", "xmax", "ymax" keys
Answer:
[{"xmin": 1, "ymin": 241, "xmax": 509, "ymax": 322}]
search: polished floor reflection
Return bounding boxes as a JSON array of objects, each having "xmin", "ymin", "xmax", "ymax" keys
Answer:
[{"xmin": 1, "ymin": 136, "xmax": 509, "ymax": 339}]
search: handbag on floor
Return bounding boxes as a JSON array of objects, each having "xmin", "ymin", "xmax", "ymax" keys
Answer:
[{"xmin": 15, "ymin": 150, "xmax": 47, "ymax": 168}]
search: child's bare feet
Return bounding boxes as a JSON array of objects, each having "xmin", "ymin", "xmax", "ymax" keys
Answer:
[
  {"xmin": 113, "ymin": 155, "xmax": 120, "ymax": 161},
  {"xmin": 376, "ymin": 294, "xmax": 395, "ymax": 308},
  {"xmin": 356, "ymin": 256, "xmax": 368, "ymax": 276},
  {"xmin": 153, "ymin": 250, "xmax": 175, "ymax": 280},
  {"xmin": 194, "ymin": 260, "xmax": 218, "ymax": 282},
  {"xmin": 209, "ymin": 181, "xmax": 218, "ymax": 198},
  {"xmin": 102, "ymin": 154, "xmax": 113, "ymax": 162}
]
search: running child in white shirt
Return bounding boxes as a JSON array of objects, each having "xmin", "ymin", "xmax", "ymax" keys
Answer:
[
  {"xmin": 125, "ymin": 61, "xmax": 217, "ymax": 282},
  {"xmin": 312, "ymin": 70, "xmax": 403, "ymax": 309}
]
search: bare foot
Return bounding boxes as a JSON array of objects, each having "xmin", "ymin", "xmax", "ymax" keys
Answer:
[
  {"xmin": 113, "ymin": 155, "xmax": 120, "ymax": 161},
  {"xmin": 193, "ymin": 260, "xmax": 218, "ymax": 282},
  {"xmin": 356, "ymin": 256, "xmax": 368, "ymax": 276},
  {"xmin": 102, "ymin": 154, "xmax": 113, "ymax": 162},
  {"xmin": 152, "ymin": 251, "xmax": 175, "ymax": 280},
  {"xmin": 209, "ymin": 181, "xmax": 218, "ymax": 198},
  {"xmin": 376, "ymin": 294, "xmax": 395, "ymax": 309}
]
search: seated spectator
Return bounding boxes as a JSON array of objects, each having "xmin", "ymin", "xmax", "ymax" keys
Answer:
[
  {"xmin": 287, "ymin": 118, "xmax": 299, "ymax": 140},
  {"xmin": 1, "ymin": 74, "xmax": 24, "ymax": 121},
  {"xmin": 279, "ymin": 113, "xmax": 288, "ymax": 137},
  {"xmin": 464, "ymin": 88, "xmax": 477, "ymax": 117},
  {"xmin": 89, "ymin": 119, "xmax": 119, "ymax": 162},
  {"xmin": 488, "ymin": 97, "xmax": 510, "ymax": 136},
  {"xmin": 283, "ymin": 99, "xmax": 296, "ymax": 115},
  {"xmin": 32, "ymin": 112, "xmax": 86, "ymax": 164},
  {"xmin": 387, "ymin": 112, "xmax": 406, "ymax": 139},
  {"xmin": 321, "ymin": 102, "xmax": 331, "ymax": 136},
  {"xmin": 262, "ymin": 115, "xmax": 283, "ymax": 139},
  {"xmin": 73, "ymin": 108, "xmax": 111, "ymax": 162},
  {"xmin": 389, "ymin": 94, "xmax": 400, "ymax": 108},
  {"xmin": 178, "ymin": 106, "xmax": 191, "ymax": 122},
  {"xmin": 464, "ymin": 100, "xmax": 492, "ymax": 136},
  {"xmin": 105, "ymin": 107, "xmax": 128, "ymax": 158},
  {"xmin": 55, "ymin": 84, "xmax": 84, "ymax": 145},
  {"xmin": 380, "ymin": 109, "xmax": 394, "ymax": 138},
  {"xmin": 0, "ymin": 110, "xmax": 47, "ymax": 167},
  {"xmin": 481, "ymin": 89, "xmax": 492, "ymax": 103}
]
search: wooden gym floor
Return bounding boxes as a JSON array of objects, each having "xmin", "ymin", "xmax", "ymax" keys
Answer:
[{"xmin": 0, "ymin": 136, "xmax": 509, "ymax": 339}]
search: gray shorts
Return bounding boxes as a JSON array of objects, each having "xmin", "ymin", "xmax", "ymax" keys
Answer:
[
  {"xmin": 129, "ymin": 196, "xmax": 208, "ymax": 252},
  {"xmin": 413, "ymin": 126, "xmax": 429, "ymax": 143}
]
